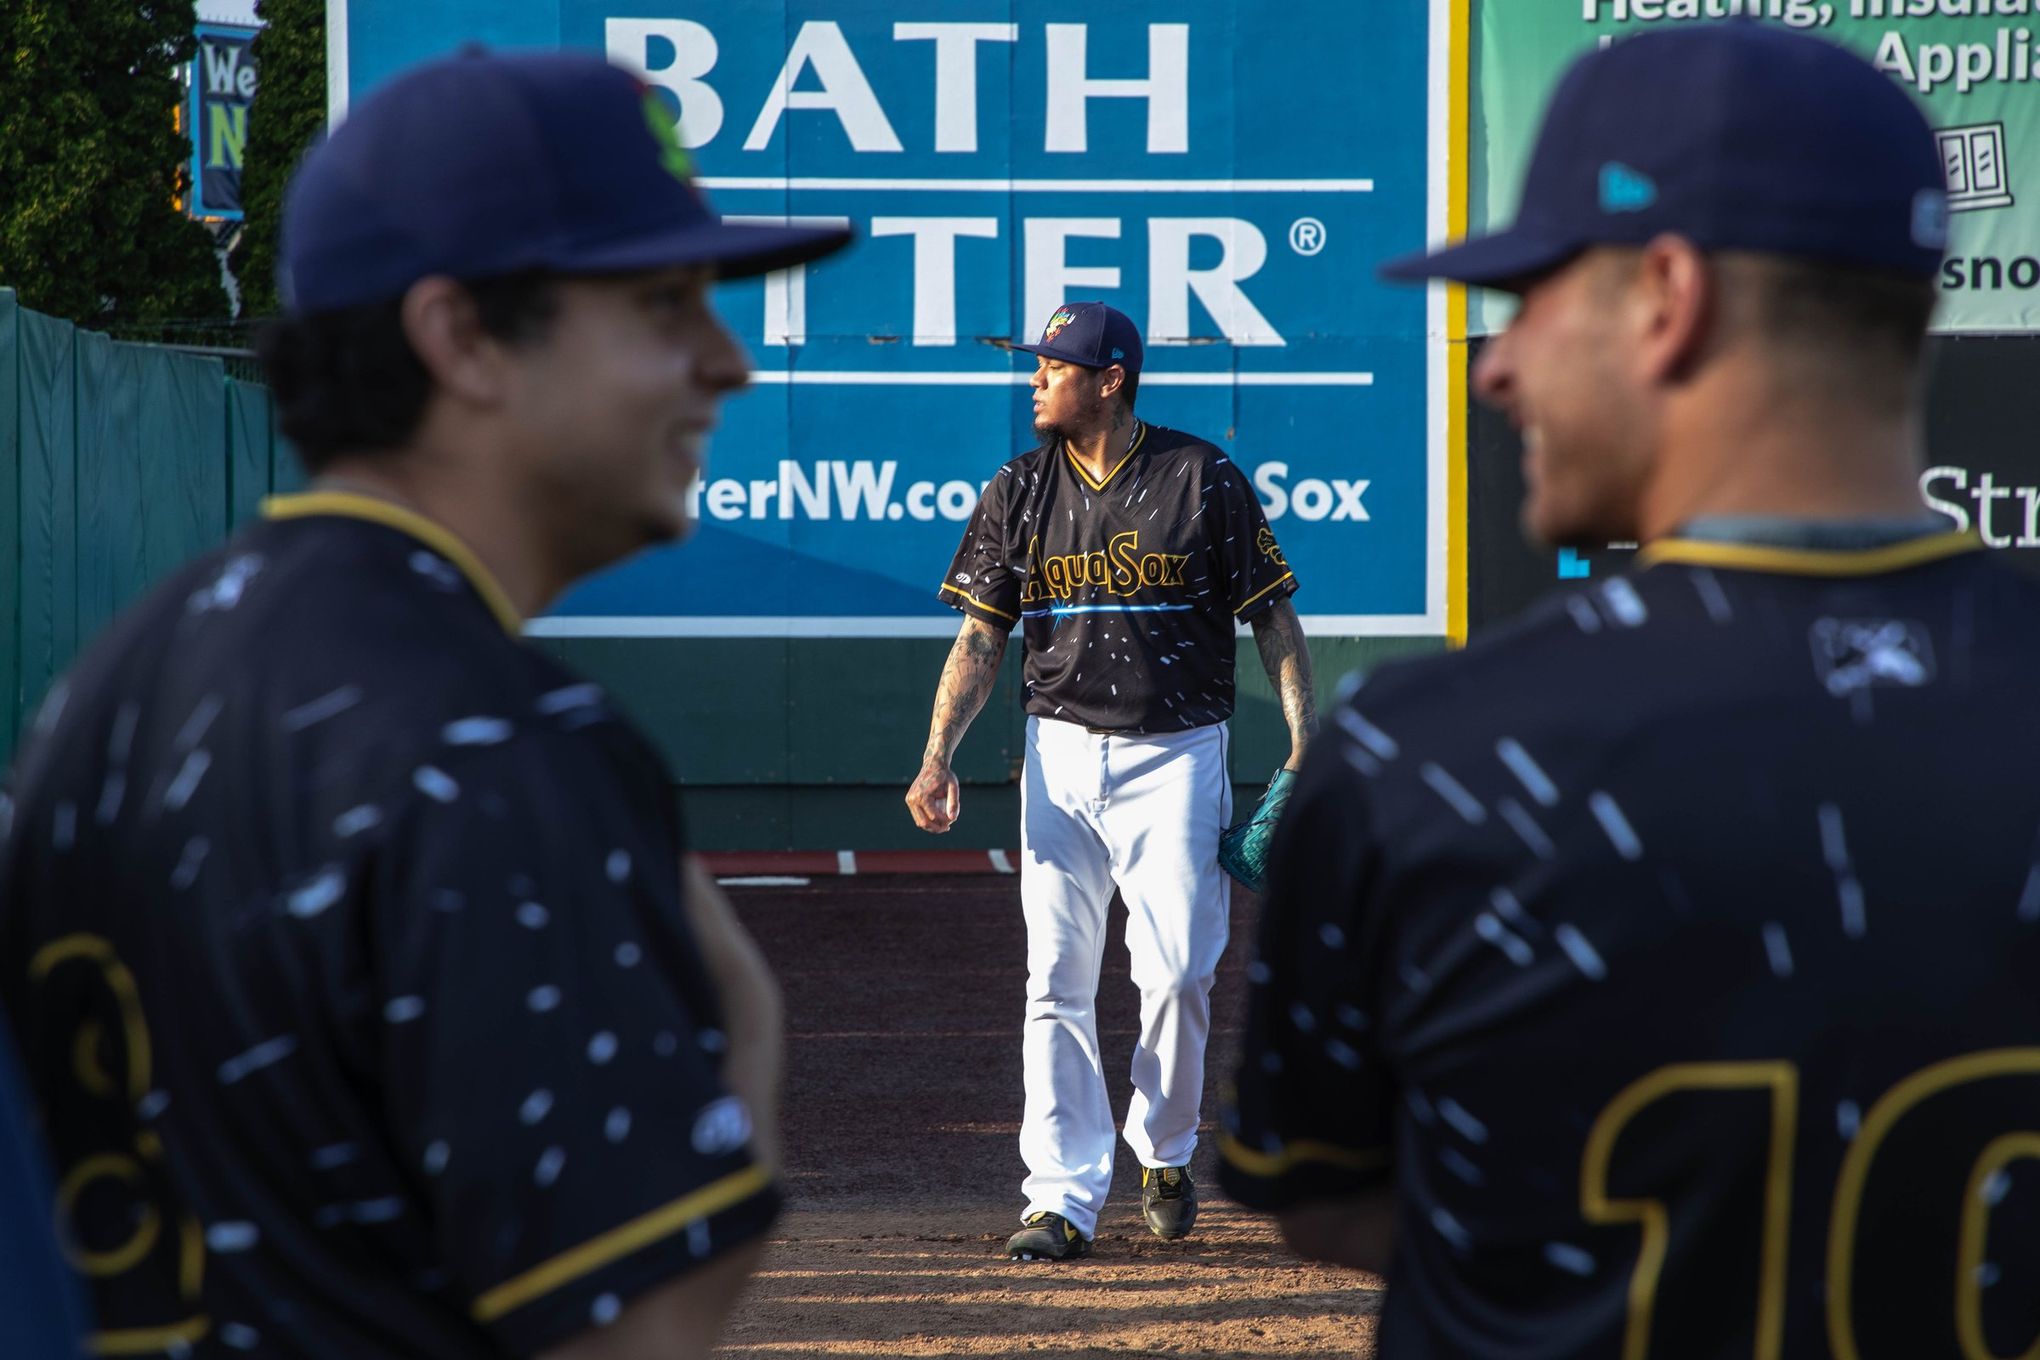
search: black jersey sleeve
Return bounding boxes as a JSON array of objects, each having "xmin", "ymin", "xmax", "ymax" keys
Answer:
[
  {"xmin": 1220, "ymin": 715, "xmax": 1394, "ymax": 1210},
  {"xmin": 1207, "ymin": 457, "xmax": 1298, "ymax": 620},
  {"xmin": 937, "ymin": 467, "xmax": 1022, "ymax": 629},
  {"xmin": 371, "ymin": 728, "xmax": 778, "ymax": 1354}
]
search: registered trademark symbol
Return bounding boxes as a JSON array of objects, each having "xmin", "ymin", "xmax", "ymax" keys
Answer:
[{"xmin": 1289, "ymin": 217, "xmax": 1327, "ymax": 256}]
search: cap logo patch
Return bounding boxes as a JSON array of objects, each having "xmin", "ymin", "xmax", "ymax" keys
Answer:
[
  {"xmin": 1599, "ymin": 161, "xmax": 1657, "ymax": 214},
  {"xmin": 1042, "ymin": 307, "xmax": 1077, "ymax": 343},
  {"xmin": 1912, "ymin": 187, "xmax": 1951, "ymax": 251},
  {"xmin": 641, "ymin": 89, "xmax": 693, "ymax": 184}
]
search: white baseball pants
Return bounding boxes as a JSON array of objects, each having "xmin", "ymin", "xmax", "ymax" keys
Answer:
[{"xmin": 1017, "ymin": 715, "xmax": 1233, "ymax": 1237}]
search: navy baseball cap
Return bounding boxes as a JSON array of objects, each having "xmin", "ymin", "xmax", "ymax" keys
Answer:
[
  {"xmin": 1381, "ymin": 23, "xmax": 1948, "ymax": 286},
  {"xmin": 1009, "ymin": 302, "xmax": 1144, "ymax": 375},
  {"xmin": 281, "ymin": 49, "xmax": 853, "ymax": 314}
]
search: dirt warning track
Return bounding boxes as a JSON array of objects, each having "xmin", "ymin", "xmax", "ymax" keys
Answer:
[{"xmin": 723, "ymin": 873, "xmax": 1382, "ymax": 1358}]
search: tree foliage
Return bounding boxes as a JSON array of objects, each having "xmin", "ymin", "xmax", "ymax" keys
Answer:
[
  {"xmin": 0, "ymin": 0, "xmax": 228, "ymax": 326},
  {"xmin": 228, "ymin": 0, "xmax": 324, "ymax": 319}
]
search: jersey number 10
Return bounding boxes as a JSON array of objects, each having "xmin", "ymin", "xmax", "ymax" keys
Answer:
[{"xmin": 1583, "ymin": 1052, "xmax": 2040, "ymax": 1360}]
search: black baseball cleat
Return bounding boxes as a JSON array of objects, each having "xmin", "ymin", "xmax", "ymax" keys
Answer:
[
  {"xmin": 1141, "ymin": 1165, "xmax": 1199, "ymax": 1240},
  {"xmin": 1006, "ymin": 1211, "xmax": 1092, "ymax": 1261}
]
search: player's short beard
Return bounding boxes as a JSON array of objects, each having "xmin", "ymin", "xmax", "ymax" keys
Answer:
[
  {"xmin": 1034, "ymin": 394, "xmax": 1110, "ymax": 447},
  {"xmin": 1033, "ymin": 413, "xmax": 1072, "ymax": 445}
]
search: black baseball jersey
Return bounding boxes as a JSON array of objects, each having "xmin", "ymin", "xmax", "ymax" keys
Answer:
[
  {"xmin": 0, "ymin": 494, "xmax": 777, "ymax": 1358},
  {"xmin": 1220, "ymin": 529, "xmax": 2040, "ymax": 1358},
  {"xmin": 939, "ymin": 422, "xmax": 1297, "ymax": 733}
]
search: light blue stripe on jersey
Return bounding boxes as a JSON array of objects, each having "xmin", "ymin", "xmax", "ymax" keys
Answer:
[{"xmin": 1022, "ymin": 603, "xmax": 1201, "ymax": 620}]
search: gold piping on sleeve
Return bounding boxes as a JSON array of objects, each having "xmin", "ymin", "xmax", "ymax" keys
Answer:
[
  {"xmin": 1637, "ymin": 531, "xmax": 1980, "ymax": 578},
  {"xmin": 263, "ymin": 492, "xmax": 523, "ymax": 635},
  {"xmin": 939, "ymin": 582, "xmax": 1018, "ymax": 622},
  {"xmin": 1219, "ymin": 1132, "xmax": 1388, "ymax": 1178},
  {"xmin": 1233, "ymin": 573, "xmax": 1298, "ymax": 616},
  {"xmin": 471, "ymin": 1164, "xmax": 773, "ymax": 1323},
  {"xmin": 89, "ymin": 1317, "xmax": 209, "ymax": 1355}
]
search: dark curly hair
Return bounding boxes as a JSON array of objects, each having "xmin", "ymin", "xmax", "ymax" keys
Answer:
[{"xmin": 255, "ymin": 272, "xmax": 561, "ymax": 473}]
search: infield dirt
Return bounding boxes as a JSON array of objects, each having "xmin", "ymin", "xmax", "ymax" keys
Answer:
[{"xmin": 720, "ymin": 873, "xmax": 1382, "ymax": 1358}]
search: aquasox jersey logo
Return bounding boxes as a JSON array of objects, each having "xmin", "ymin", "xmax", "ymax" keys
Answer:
[
  {"xmin": 1256, "ymin": 526, "xmax": 1285, "ymax": 567},
  {"xmin": 1021, "ymin": 531, "xmax": 1191, "ymax": 604}
]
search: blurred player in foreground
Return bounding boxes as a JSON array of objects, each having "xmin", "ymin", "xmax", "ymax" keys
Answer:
[
  {"xmin": 908, "ymin": 302, "xmax": 1315, "ymax": 1260},
  {"xmin": 1221, "ymin": 23, "xmax": 2040, "ymax": 1356},
  {"xmin": 0, "ymin": 1027, "xmax": 86, "ymax": 1355},
  {"xmin": 0, "ymin": 49, "xmax": 848, "ymax": 1358}
]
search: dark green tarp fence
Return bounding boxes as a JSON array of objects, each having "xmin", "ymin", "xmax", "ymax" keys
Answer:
[{"xmin": 0, "ymin": 289, "xmax": 300, "ymax": 765}]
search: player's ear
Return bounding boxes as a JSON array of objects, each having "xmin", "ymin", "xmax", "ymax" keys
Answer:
[
  {"xmin": 1629, "ymin": 235, "xmax": 1713, "ymax": 386},
  {"xmin": 400, "ymin": 275, "xmax": 516, "ymax": 409},
  {"xmin": 1097, "ymin": 364, "xmax": 1127, "ymax": 403}
]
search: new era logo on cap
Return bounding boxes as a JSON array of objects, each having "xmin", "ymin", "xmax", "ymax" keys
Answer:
[
  {"xmin": 1912, "ymin": 188, "xmax": 1951, "ymax": 250},
  {"xmin": 1599, "ymin": 162, "xmax": 1657, "ymax": 214}
]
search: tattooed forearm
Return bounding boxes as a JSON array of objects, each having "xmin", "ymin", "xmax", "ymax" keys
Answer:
[
  {"xmin": 923, "ymin": 617, "xmax": 1011, "ymax": 765},
  {"xmin": 1252, "ymin": 600, "xmax": 1318, "ymax": 764}
]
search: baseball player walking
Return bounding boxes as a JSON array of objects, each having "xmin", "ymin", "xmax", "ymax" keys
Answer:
[
  {"xmin": 1222, "ymin": 24, "xmax": 2040, "ymax": 1356},
  {"xmin": 0, "ymin": 50, "xmax": 849, "ymax": 1358},
  {"xmin": 907, "ymin": 302, "xmax": 1317, "ymax": 1260}
]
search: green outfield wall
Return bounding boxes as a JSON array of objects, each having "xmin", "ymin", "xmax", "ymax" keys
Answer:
[
  {"xmin": 11, "ymin": 295, "xmax": 2037, "ymax": 849},
  {"xmin": 534, "ymin": 634, "xmax": 1444, "ymax": 850},
  {"xmin": 0, "ymin": 291, "xmax": 1444, "ymax": 848}
]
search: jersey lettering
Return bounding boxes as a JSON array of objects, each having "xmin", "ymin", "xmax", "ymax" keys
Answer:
[
  {"xmin": 1020, "ymin": 531, "xmax": 1190, "ymax": 603},
  {"xmin": 940, "ymin": 423, "xmax": 1298, "ymax": 731}
]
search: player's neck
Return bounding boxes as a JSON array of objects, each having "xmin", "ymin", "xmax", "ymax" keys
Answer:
[
  {"xmin": 311, "ymin": 456, "xmax": 557, "ymax": 621},
  {"xmin": 1060, "ymin": 408, "xmax": 1141, "ymax": 482},
  {"xmin": 1639, "ymin": 383, "xmax": 1925, "ymax": 541}
]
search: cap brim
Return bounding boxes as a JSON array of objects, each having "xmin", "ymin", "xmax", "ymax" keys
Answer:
[
  {"xmin": 1005, "ymin": 340, "xmax": 1111, "ymax": 367},
  {"xmin": 566, "ymin": 219, "xmax": 854, "ymax": 281},
  {"xmin": 1378, "ymin": 226, "xmax": 1580, "ymax": 287}
]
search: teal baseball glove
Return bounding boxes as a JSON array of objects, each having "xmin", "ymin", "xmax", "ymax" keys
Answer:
[{"xmin": 1218, "ymin": 767, "xmax": 1297, "ymax": 893}]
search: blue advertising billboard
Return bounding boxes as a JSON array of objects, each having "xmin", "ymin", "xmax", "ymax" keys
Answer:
[{"xmin": 333, "ymin": 1, "xmax": 1449, "ymax": 636}]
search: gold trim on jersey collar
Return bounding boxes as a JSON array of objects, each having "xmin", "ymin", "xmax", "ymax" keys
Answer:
[
  {"xmin": 1063, "ymin": 421, "xmax": 1148, "ymax": 493},
  {"xmin": 262, "ymin": 492, "xmax": 523, "ymax": 635},
  {"xmin": 1637, "ymin": 530, "xmax": 1981, "ymax": 578}
]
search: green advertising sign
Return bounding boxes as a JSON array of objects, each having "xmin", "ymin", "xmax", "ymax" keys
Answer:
[{"xmin": 1472, "ymin": 3, "xmax": 2040, "ymax": 333}]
